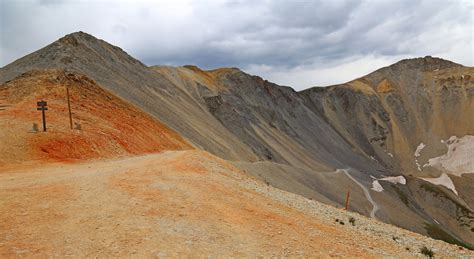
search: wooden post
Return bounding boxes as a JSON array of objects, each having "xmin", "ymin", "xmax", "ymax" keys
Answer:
[
  {"xmin": 67, "ymin": 87, "xmax": 73, "ymax": 129},
  {"xmin": 36, "ymin": 101, "xmax": 48, "ymax": 132},
  {"xmin": 41, "ymin": 107, "xmax": 46, "ymax": 131},
  {"xmin": 345, "ymin": 190, "xmax": 350, "ymax": 210}
]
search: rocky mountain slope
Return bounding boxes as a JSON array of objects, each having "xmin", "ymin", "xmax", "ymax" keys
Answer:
[
  {"xmin": 301, "ymin": 57, "xmax": 473, "ymax": 175},
  {"xmin": 0, "ymin": 31, "xmax": 472, "ymax": 248}
]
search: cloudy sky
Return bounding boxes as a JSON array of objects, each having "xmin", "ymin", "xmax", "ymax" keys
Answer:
[{"xmin": 1, "ymin": 0, "xmax": 473, "ymax": 90}]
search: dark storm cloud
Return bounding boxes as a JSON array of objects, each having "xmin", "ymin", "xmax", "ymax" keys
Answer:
[{"xmin": 0, "ymin": 0, "xmax": 472, "ymax": 89}]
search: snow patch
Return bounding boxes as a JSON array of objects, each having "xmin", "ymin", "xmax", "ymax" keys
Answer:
[
  {"xmin": 371, "ymin": 175, "xmax": 406, "ymax": 192},
  {"xmin": 383, "ymin": 149, "xmax": 394, "ymax": 158},
  {"xmin": 427, "ymin": 135, "xmax": 474, "ymax": 176},
  {"xmin": 414, "ymin": 143, "xmax": 425, "ymax": 157},
  {"xmin": 416, "ymin": 161, "xmax": 422, "ymax": 171},
  {"xmin": 414, "ymin": 142, "xmax": 426, "ymax": 171},
  {"xmin": 371, "ymin": 180, "xmax": 384, "ymax": 192},
  {"xmin": 420, "ymin": 173, "xmax": 458, "ymax": 195},
  {"xmin": 379, "ymin": 176, "xmax": 406, "ymax": 185}
]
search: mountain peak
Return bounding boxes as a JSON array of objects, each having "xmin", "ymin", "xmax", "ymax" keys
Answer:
[
  {"xmin": 58, "ymin": 31, "xmax": 97, "ymax": 46},
  {"xmin": 56, "ymin": 31, "xmax": 123, "ymax": 53},
  {"xmin": 385, "ymin": 55, "xmax": 462, "ymax": 72},
  {"xmin": 0, "ymin": 31, "xmax": 147, "ymax": 85},
  {"xmin": 400, "ymin": 55, "xmax": 459, "ymax": 65}
]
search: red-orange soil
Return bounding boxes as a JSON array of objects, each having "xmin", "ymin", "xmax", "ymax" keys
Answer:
[
  {"xmin": 0, "ymin": 70, "xmax": 191, "ymax": 169},
  {"xmin": 1, "ymin": 150, "xmax": 470, "ymax": 257}
]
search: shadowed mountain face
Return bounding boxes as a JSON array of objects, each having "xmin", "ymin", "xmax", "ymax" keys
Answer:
[
  {"xmin": 1, "ymin": 32, "xmax": 473, "ymax": 248},
  {"xmin": 302, "ymin": 58, "xmax": 473, "ymax": 174}
]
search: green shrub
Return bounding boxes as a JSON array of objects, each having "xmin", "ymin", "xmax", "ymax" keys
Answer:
[
  {"xmin": 349, "ymin": 217, "xmax": 355, "ymax": 226},
  {"xmin": 420, "ymin": 246, "xmax": 434, "ymax": 258}
]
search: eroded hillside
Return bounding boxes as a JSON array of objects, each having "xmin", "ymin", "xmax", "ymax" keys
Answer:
[
  {"xmin": 0, "ymin": 69, "xmax": 191, "ymax": 169},
  {"xmin": 301, "ymin": 57, "xmax": 474, "ymax": 175}
]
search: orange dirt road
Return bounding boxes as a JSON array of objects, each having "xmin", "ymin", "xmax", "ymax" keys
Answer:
[{"xmin": 1, "ymin": 150, "xmax": 469, "ymax": 257}]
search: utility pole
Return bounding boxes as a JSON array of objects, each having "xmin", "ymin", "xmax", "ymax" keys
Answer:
[
  {"xmin": 36, "ymin": 100, "xmax": 48, "ymax": 131},
  {"xmin": 345, "ymin": 190, "xmax": 350, "ymax": 210},
  {"xmin": 66, "ymin": 87, "xmax": 73, "ymax": 129}
]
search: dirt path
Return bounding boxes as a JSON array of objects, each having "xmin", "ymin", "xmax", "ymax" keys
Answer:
[
  {"xmin": 0, "ymin": 151, "xmax": 471, "ymax": 257},
  {"xmin": 336, "ymin": 168, "xmax": 380, "ymax": 219}
]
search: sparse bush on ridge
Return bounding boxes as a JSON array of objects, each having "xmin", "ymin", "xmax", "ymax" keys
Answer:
[
  {"xmin": 349, "ymin": 217, "xmax": 355, "ymax": 226},
  {"xmin": 420, "ymin": 246, "xmax": 434, "ymax": 258}
]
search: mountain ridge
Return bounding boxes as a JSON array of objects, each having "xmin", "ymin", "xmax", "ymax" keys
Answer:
[
  {"xmin": 1, "ymin": 31, "xmax": 473, "ymax": 248},
  {"xmin": 2, "ymin": 31, "xmax": 463, "ymax": 90}
]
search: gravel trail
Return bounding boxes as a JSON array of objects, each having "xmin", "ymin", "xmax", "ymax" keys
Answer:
[{"xmin": 335, "ymin": 168, "xmax": 380, "ymax": 219}]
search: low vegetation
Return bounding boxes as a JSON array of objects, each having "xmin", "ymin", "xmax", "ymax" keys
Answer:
[
  {"xmin": 349, "ymin": 217, "xmax": 355, "ymax": 226},
  {"xmin": 420, "ymin": 246, "xmax": 434, "ymax": 258}
]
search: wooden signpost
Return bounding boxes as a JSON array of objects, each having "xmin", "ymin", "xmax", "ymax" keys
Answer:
[
  {"xmin": 36, "ymin": 100, "xmax": 48, "ymax": 131},
  {"xmin": 0, "ymin": 98, "xmax": 8, "ymax": 111}
]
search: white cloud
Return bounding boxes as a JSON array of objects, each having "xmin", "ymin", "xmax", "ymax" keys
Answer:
[{"xmin": 244, "ymin": 55, "xmax": 405, "ymax": 89}]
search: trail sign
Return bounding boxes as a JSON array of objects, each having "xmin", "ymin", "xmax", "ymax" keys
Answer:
[
  {"xmin": 37, "ymin": 100, "xmax": 48, "ymax": 131},
  {"xmin": 0, "ymin": 104, "xmax": 10, "ymax": 111}
]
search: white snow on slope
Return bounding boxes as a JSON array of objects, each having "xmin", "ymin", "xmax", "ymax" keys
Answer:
[
  {"xmin": 383, "ymin": 149, "xmax": 394, "ymax": 158},
  {"xmin": 371, "ymin": 176, "xmax": 406, "ymax": 192},
  {"xmin": 427, "ymin": 135, "xmax": 474, "ymax": 177},
  {"xmin": 415, "ymin": 143, "xmax": 425, "ymax": 157},
  {"xmin": 420, "ymin": 173, "xmax": 458, "ymax": 195},
  {"xmin": 380, "ymin": 176, "xmax": 406, "ymax": 185},
  {"xmin": 414, "ymin": 143, "xmax": 426, "ymax": 171},
  {"xmin": 371, "ymin": 180, "xmax": 384, "ymax": 192}
]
